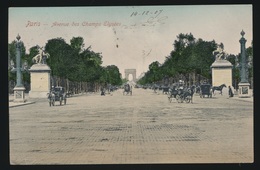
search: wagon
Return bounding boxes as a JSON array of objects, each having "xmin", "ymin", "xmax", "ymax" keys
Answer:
[
  {"xmin": 47, "ymin": 86, "xmax": 67, "ymax": 106},
  {"xmin": 123, "ymin": 84, "xmax": 132, "ymax": 95},
  {"xmin": 168, "ymin": 87, "xmax": 193, "ymax": 103},
  {"xmin": 199, "ymin": 84, "xmax": 212, "ymax": 98}
]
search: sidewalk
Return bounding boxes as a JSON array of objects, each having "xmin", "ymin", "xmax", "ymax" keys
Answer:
[
  {"xmin": 9, "ymin": 93, "xmax": 39, "ymax": 108},
  {"xmin": 9, "ymin": 100, "xmax": 36, "ymax": 108},
  {"xmin": 8, "ymin": 92, "xmax": 88, "ymax": 108},
  {"xmin": 229, "ymin": 94, "xmax": 254, "ymax": 103}
]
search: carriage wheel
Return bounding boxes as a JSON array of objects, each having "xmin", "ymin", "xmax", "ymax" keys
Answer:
[{"xmin": 185, "ymin": 96, "xmax": 191, "ymax": 103}]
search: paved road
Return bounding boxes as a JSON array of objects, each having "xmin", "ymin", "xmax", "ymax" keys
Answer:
[{"xmin": 9, "ymin": 88, "xmax": 254, "ymax": 164}]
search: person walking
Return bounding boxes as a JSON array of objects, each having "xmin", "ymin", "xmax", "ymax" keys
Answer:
[{"xmin": 228, "ymin": 86, "xmax": 234, "ymax": 98}]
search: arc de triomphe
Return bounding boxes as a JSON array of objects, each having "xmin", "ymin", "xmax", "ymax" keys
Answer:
[{"xmin": 125, "ymin": 69, "xmax": 136, "ymax": 82}]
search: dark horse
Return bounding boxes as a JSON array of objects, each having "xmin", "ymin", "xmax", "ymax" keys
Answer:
[
  {"xmin": 212, "ymin": 84, "xmax": 226, "ymax": 95},
  {"xmin": 187, "ymin": 85, "xmax": 196, "ymax": 103}
]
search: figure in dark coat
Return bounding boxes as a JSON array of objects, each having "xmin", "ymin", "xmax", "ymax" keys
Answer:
[{"xmin": 228, "ymin": 86, "xmax": 234, "ymax": 97}]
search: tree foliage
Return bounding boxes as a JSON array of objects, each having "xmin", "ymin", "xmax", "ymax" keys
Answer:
[
  {"xmin": 8, "ymin": 36, "xmax": 123, "ymax": 93},
  {"xmin": 138, "ymin": 33, "xmax": 218, "ymax": 85}
]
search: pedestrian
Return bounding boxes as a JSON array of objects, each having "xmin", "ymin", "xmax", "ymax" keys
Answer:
[
  {"xmin": 101, "ymin": 87, "xmax": 105, "ymax": 96},
  {"xmin": 228, "ymin": 86, "xmax": 234, "ymax": 98}
]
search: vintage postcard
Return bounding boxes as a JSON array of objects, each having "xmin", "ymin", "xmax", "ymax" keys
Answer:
[{"xmin": 8, "ymin": 5, "xmax": 253, "ymax": 165}]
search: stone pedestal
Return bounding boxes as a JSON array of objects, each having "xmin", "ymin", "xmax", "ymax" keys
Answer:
[
  {"xmin": 238, "ymin": 82, "xmax": 251, "ymax": 98},
  {"xmin": 211, "ymin": 60, "xmax": 233, "ymax": 87},
  {"xmin": 13, "ymin": 86, "xmax": 26, "ymax": 102},
  {"xmin": 29, "ymin": 64, "xmax": 51, "ymax": 98}
]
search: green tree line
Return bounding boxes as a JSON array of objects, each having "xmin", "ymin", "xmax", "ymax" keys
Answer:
[
  {"xmin": 8, "ymin": 36, "xmax": 123, "ymax": 94},
  {"xmin": 138, "ymin": 33, "xmax": 253, "ymax": 89},
  {"xmin": 8, "ymin": 33, "xmax": 253, "ymax": 93}
]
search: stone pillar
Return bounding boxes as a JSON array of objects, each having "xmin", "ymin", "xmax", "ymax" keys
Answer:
[
  {"xmin": 12, "ymin": 34, "xmax": 26, "ymax": 103},
  {"xmin": 211, "ymin": 60, "xmax": 233, "ymax": 88},
  {"xmin": 238, "ymin": 30, "xmax": 251, "ymax": 98},
  {"xmin": 29, "ymin": 64, "xmax": 51, "ymax": 98}
]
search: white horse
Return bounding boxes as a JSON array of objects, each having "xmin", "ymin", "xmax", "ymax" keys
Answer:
[{"xmin": 32, "ymin": 47, "xmax": 50, "ymax": 64}]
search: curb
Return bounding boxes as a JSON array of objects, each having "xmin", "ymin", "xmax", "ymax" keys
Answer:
[
  {"xmin": 230, "ymin": 97, "xmax": 254, "ymax": 103},
  {"xmin": 9, "ymin": 101, "xmax": 36, "ymax": 108}
]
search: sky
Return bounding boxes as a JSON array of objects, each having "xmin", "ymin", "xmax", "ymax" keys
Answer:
[{"xmin": 8, "ymin": 5, "xmax": 252, "ymax": 78}]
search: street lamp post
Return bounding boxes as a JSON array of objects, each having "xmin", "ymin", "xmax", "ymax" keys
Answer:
[
  {"xmin": 11, "ymin": 34, "xmax": 27, "ymax": 102},
  {"xmin": 238, "ymin": 30, "xmax": 251, "ymax": 98}
]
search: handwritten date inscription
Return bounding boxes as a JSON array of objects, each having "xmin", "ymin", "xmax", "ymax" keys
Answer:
[
  {"xmin": 123, "ymin": 9, "xmax": 167, "ymax": 29},
  {"xmin": 130, "ymin": 10, "xmax": 163, "ymax": 18}
]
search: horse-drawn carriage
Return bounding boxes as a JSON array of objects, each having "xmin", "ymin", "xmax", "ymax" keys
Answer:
[
  {"xmin": 168, "ymin": 85, "xmax": 195, "ymax": 103},
  {"xmin": 123, "ymin": 84, "xmax": 132, "ymax": 95},
  {"xmin": 47, "ymin": 86, "xmax": 67, "ymax": 106},
  {"xmin": 199, "ymin": 83, "xmax": 226, "ymax": 97},
  {"xmin": 199, "ymin": 84, "xmax": 212, "ymax": 98}
]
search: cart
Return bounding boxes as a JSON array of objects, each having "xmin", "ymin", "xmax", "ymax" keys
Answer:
[
  {"xmin": 199, "ymin": 84, "xmax": 212, "ymax": 98},
  {"xmin": 48, "ymin": 86, "xmax": 67, "ymax": 106}
]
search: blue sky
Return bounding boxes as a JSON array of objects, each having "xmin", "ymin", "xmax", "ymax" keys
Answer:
[{"xmin": 9, "ymin": 5, "xmax": 252, "ymax": 77}]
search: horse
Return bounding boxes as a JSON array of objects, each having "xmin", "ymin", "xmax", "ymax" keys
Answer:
[
  {"xmin": 161, "ymin": 85, "xmax": 170, "ymax": 94},
  {"xmin": 152, "ymin": 84, "xmax": 160, "ymax": 93},
  {"xmin": 47, "ymin": 91, "xmax": 55, "ymax": 106},
  {"xmin": 183, "ymin": 85, "xmax": 196, "ymax": 103},
  {"xmin": 211, "ymin": 84, "xmax": 226, "ymax": 95},
  {"xmin": 194, "ymin": 85, "xmax": 201, "ymax": 94},
  {"xmin": 123, "ymin": 84, "xmax": 132, "ymax": 95}
]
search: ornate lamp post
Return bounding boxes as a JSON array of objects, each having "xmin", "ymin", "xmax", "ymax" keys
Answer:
[
  {"xmin": 11, "ymin": 34, "xmax": 27, "ymax": 102},
  {"xmin": 238, "ymin": 30, "xmax": 251, "ymax": 98}
]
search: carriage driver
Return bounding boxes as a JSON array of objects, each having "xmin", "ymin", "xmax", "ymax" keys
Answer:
[
  {"xmin": 177, "ymin": 80, "xmax": 184, "ymax": 95},
  {"xmin": 178, "ymin": 80, "xmax": 184, "ymax": 90},
  {"xmin": 50, "ymin": 86, "xmax": 58, "ymax": 95},
  {"xmin": 50, "ymin": 86, "xmax": 55, "ymax": 93}
]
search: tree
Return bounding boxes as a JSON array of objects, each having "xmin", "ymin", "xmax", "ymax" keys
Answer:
[
  {"xmin": 246, "ymin": 41, "xmax": 253, "ymax": 87},
  {"xmin": 70, "ymin": 37, "xmax": 84, "ymax": 54},
  {"xmin": 79, "ymin": 47, "xmax": 103, "ymax": 82},
  {"xmin": 140, "ymin": 33, "xmax": 219, "ymax": 85},
  {"xmin": 45, "ymin": 38, "xmax": 75, "ymax": 84},
  {"xmin": 173, "ymin": 33, "xmax": 195, "ymax": 54},
  {"xmin": 104, "ymin": 65, "xmax": 122, "ymax": 85},
  {"xmin": 226, "ymin": 54, "xmax": 240, "ymax": 89},
  {"xmin": 148, "ymin": 61, "xmax": 161, "ymax": 83}
]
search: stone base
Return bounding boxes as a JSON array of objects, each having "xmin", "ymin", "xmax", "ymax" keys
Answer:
[
  {"xmin": 29, "ymin": 64, "xmax": 51, "ymax": 99},
  {"xmin": 211, "ymin": 60, "xmax": 233, "ymax": 87},
  {"xmin": 29, "ymin": 91, "xmax": 49, "ymax": 98},
  {"xmin": 238, "ymin": 82, "xmax": 251, "ymax": 98},
  {"xmin": 13, "ymin": 86, "xmax": 26, "ymax": 103}
]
